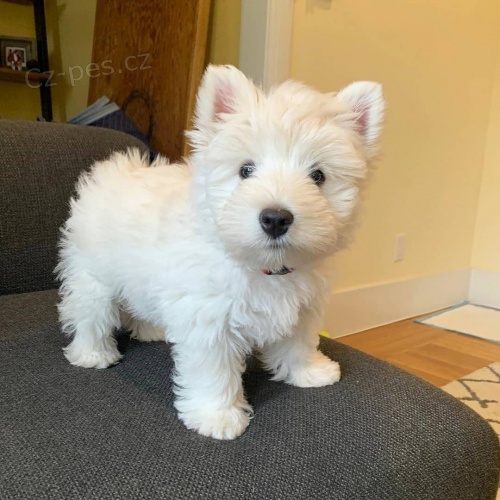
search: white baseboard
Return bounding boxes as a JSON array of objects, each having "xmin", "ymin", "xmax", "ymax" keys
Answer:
[
  {"xmin": 469, "ymin": 268, "xmax": 500, "ymax": 309},
  {"xmin": 326, "ymin": 269, "xmax": 471, "ymax": 338}
]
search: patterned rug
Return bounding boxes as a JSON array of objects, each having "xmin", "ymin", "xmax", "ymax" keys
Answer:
[{"xmin": 442, "ymin": 362, "xmax": 500, "ymax": 498}]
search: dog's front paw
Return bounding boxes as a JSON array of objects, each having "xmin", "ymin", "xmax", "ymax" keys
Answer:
[
  {"xmin": 63, "ymin": 343, "xmax": 122, "ymax": 369},
  {"xmin": 178, "ymin": 405, "xmax": 252, "ymax": 440},
  {"xmin": 289, "ymin": 353, "xmax": 341, "ymax": 388}
]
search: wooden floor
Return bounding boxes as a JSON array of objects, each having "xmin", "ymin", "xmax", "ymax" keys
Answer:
[{"xmin": 336, "ymin": 317, "xmax": 500, "ymax": 387}]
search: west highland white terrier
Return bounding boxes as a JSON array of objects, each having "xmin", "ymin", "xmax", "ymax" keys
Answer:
[{"xmin": 57, "ymin": 65, "xmax": 384, "ymax": 440}]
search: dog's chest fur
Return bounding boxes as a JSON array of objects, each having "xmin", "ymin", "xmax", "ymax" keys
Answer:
[
  {"xmin": 125, "ymin": 251, "xmax": 325, "ymax": 348},
  {"xmin": 225, "ymin": 269, "xmax": 324, "ymax": 346}
]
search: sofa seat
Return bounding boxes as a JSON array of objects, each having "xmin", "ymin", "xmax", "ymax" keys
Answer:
[{"xmin": 1, "ymin": 289, "xmax": 498, "ymax": 500}]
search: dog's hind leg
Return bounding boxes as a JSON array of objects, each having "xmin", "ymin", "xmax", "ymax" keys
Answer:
[
  {"xmin": 121, "ymin": 311, "xmax": 165, "ymax": 342},
  {"xmin": 59, "ymin": 272, "xmax": 122, "ymax": 369}
]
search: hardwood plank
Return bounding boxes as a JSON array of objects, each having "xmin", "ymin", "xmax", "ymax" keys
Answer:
[
  {"xmin": 337, "ymin": 315, "xmax": 500, "ymax": 387},
  {"xmin": 338, "ymin": 319, "xmax": 426, "ymax": 348},
  {"xmin": 338, "ymin": 321, "xmax": 441, "ymax": 359},
  {"xmin": 411, "ymin": 343, "xmax": 493, "ymax": 374},
  {"xmin": 385, "ymin": 350, "xmax": 465, "ymax": 382},
  {"xmin": 431, "ymin": 331, "xmax": 500, "ymax": 362}
]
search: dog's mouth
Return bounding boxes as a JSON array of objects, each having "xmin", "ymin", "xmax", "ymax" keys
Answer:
[
  {"xmin": 266, "ymin": 239, "xmax": 290, "ymax": 250},
  {"xmin": 260, "ymin": 238, "xmax": 294, "ymax": 275}
]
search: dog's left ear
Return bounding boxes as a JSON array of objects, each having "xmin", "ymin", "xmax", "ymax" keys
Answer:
[
  {"xmin": 337, "ymin": 81, "xmax": 384, "ymax": 151},
  {"xmin": 193, "ymin": 64, "xmax": 255, "ymax": 133}
]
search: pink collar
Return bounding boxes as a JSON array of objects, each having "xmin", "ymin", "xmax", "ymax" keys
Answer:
[{"xmin": 262, "ymin": 266, "xmax": 294, "ymax": 276}]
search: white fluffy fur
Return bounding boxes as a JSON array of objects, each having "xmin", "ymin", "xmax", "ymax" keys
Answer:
[{"xmin": 57, "ymin": 65, "xmax": 384, "ymax": 440}]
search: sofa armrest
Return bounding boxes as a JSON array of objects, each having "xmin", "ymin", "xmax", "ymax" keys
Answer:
[{"xmin": 0, "ymin": 119, "xmax": 148, "ymax": 295}]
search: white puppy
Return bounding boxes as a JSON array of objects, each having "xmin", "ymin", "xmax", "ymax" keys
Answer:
[{"xmin": 57, "ymin": 65, "xmax": 384, "ymax": 440}]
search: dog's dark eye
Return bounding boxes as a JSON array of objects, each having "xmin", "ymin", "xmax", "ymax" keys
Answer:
[
  {"xmin": 309, "ymin": 168, "xmax": 325, "ymax": 186},
  {"xmin": 240, "ymin": 161, "xmax": 256, "ymax": 179}
]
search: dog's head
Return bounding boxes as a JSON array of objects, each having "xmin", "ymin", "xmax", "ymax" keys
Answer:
[{"xmin": 187, "ymin": 65, "xmax": 384, "ymax": 273}]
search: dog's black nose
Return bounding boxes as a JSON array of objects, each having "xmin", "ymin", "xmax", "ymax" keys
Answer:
[{"xmin": 259, "ymin": 208, "xmax": 294, "ymax": 239}]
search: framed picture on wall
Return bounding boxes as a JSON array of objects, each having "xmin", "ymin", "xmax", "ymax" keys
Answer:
[{"xmin": 0, "ymin": 36, "xmax": 36, "ymax": 71}]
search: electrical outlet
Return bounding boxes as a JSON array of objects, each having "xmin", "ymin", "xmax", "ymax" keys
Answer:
[{"xmin": 393, "ymin": 233, "xmax": 406, "ymax": 262}]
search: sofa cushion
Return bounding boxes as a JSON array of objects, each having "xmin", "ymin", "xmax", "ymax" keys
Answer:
[
  {"xmin": 1, "ymin": 289, "xmax": 499, "ymax": 499},
  {"xmin": 0, "ymin": 120, "xmax": 148, "ymax": 296}
]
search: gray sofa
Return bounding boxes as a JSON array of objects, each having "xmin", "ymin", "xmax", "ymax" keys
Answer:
[{"xmin": 1, "ymin": 119, "xmax": 499, "ymax": 500}]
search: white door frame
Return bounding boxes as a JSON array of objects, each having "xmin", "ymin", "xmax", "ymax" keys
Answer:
[{"xmin": 239, "ymin": 0, "xmax": 294, "ymax": 89}]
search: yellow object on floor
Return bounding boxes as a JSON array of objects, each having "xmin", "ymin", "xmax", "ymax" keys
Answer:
[{"xmin": 319, "ymin": 331, "xmax": 330, "ymax": 338}]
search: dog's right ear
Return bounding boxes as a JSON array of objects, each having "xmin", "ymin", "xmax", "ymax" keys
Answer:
[{"xmin": 192, "ymin": 65, "xmax": 255, "ymax": 133}]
